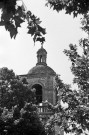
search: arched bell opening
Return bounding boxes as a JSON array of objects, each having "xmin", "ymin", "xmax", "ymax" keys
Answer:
[{"xmin": 32, "ymin": 84, "xmax": 42, "ymax": 104}]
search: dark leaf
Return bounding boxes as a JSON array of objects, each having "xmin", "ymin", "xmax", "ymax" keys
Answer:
[
  {"xmin": 27, "ymin": 26, "xmax": 36, "ymax": 36},
  {"xmin": 38, "ymin": 25, "xmax": 46, "ymax": 35},
  {"xmin": 14, "ymin": 16, "xmax": 24, "ymax": 28},
  {"xmin": 0, "ymin": 21, "xmax": 5, "ymax": 26},
  {"xmin": 36, "ymin": 37, "xmax": 45, "ymax": 43}
]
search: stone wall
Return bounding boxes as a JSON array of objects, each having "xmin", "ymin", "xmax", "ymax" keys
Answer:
[{"xmin": 27, "ymin": 74, "xmax": 56, "ymax": 105}]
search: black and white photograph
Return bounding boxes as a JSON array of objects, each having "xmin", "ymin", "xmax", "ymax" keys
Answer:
[{"xmin": 0, "ymin": 0, "xmax": 89, "ymax": 135}]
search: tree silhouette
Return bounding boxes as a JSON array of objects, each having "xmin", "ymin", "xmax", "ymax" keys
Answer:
[
  {"xmin": 0, "ymin": 0, "xmax": 46, "ymax": 44},
  {"xmin": 0, "ymin": 67, "xmax": 46, "ymax": 135},
  {"xmin": 46, "ymin": 0, "xmax": 89, "ymax": 17}
]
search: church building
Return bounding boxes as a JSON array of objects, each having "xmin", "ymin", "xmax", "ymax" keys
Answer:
[{"xmin": 21, "ymin": 45, "xmax": 57, "ymax": 105}]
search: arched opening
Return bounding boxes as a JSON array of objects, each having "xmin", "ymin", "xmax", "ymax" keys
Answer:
[
  {"xmin": 32, "ymin": 84, "xmax": 42, "ymax": 104},
  {"xmin": 40, "ymin": 55, "xmax": 42, "ymax": 63}
]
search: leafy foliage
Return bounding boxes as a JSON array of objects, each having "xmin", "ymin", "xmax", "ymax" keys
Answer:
[
  {"xmin": 46, "ymin": 0, "xmax": 89, "ymax": 17},
  {"xmin": 45, "ymin": 16, "xmax": 89, "ymax": 134},
  {"xmin": 63, "ymin": 40, "xmax": 89, "ymax": 134},
  {"xmin": 27, "ymin": 11, "xmax": 46, "ymax": 44},
  {"xmin": 64, "ymin": 41, "xmax": 89, "ymax": 94},
  {"xmin": 0, "ymin": 67, "xmax": 46, "ymax": 135},
  {"xmin": 43, "ymin": 5, "xmax": 89, "ymax": 134},
  {"xmin": 0, "ymin": 0, "xmax": 46, "ymax": 43},
  {"xmin": 45, "ymin": 75, "xmax": 89, "ymax": 135},
  {"xmin": 0, "ymin": 67, "xmax": 15, "ymax": 81},
  {"xmin": 0, "ymin": 67, "xmax": 36, "ymax": 109},
  {"xmin": 0, "ymin": 103, "xmax": 46, "ymax": 135},
  {"xmin": 81, "ymin": 13, "xmax": 89, "ymax": 34}
]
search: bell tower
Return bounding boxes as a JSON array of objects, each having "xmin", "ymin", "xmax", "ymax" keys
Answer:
[{"xmin": 36, "ymin": 44, "xmax": 47, "ymax": 66}]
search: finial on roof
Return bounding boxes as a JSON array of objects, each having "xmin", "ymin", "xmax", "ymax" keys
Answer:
[{"xmin": 41, "ymin": 42, "xmax": 43, "ymax": 48}]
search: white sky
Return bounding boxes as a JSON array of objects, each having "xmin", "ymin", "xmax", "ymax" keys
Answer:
[{"xmin": 0, "ymin": 0, "xmax": 85, "ymax": 85}]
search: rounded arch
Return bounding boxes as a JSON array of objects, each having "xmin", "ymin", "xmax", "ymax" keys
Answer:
[
  {"xmin": 32, "ymin": 84, "xmax": 43, "ymax": 104},
  {"xmin": 29, "ymin": 81, "xmax": 44, "ymax": 90}
]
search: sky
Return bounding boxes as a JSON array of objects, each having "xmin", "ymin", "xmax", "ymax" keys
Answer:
[{"xmin": 0, "ymin": 0, "xmax": 85, "ymax": 86}]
